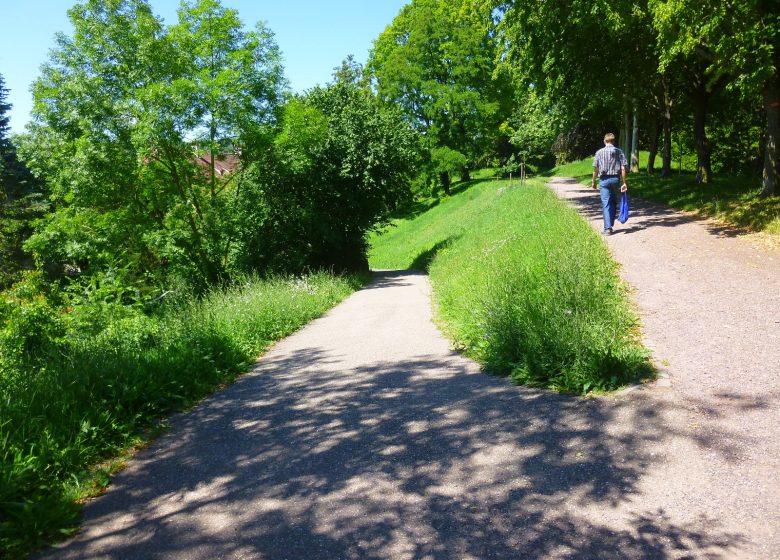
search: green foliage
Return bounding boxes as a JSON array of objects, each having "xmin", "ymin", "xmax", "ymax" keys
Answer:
[
  {"xmin": 430, "ymin": 145, "xmax": 467, "ymax": 191},
  {"xmin": 0, "ymin": 74, "xmax": 45, "ymax": 289},
  {"xmin": 498, "ymin": 0, "xmax": 656, "ymax": 126},
  {"xmin": 550, "ymin": 123, "xmax": 613, "ymax": 165},
  {"xmin": 507, "ymin": 89, "xmax": 559, "ymax": 166},
  {"xmin": 649, "ymin": 0, "xmax": 779, "ymax": 193},
  {"xmin": 19, "ymin": 0, "xmax": 286, "ymax": 291},
  {"xmin": 368, "ymin": 0, "xmax": 513, "ymax": 169},
  {"xmin": 246, "ymin": 74, "xmax": 419, "ymax": 273},
  {"xmin": 706, "ymin": 93, "xmax": 764, "ymax": 176},
  {"xmin": 431, "ymin": 146, "xmax": 467, "ymax": 175},
  {"xmin": 495, "ymin": 0, "xmax": 778, "ymax": 193},
  {"xmin": 0, "ymin": 74, "xmax": 10, "ymax": 159},
  {"xmin": 491, "ymin": 1, "xmax": 659, "ymax": 172},
  {"xmin": 651, "ymin": 0, "xmax": 777, "ymax": 96},
  {"xmin": 0, "ymin": 271, "xmax": 362, "ymax": 557},
  {"xmin": 370, "ymin": 175, "xmax": 650, "ymax": 393}
]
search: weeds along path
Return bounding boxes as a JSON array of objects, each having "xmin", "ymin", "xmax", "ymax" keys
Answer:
[
  {"xmin": 550, "ymin": 175, "xmax": 780, "ymax": 558},
  {"xmin": 39, "ymin": 259, "xmax": 776, "ymax": 555}
]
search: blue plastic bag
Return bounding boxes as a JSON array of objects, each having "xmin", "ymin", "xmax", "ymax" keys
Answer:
[{"xmin": 617, "ymin": 191, "xmax": 629, "ymax": 224}]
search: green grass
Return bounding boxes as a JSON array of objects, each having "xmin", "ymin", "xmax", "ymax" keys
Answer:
[
  {"xmin": 552, "ymin": 153, "xmax": 780, "ymax": 235},
  {"xmin": 0, "ymin": 272, "xmax": 365, "ymax": 558},
  {"xmin": 370, "ymin": 176, "xmax": 651, "ymax": 394}
]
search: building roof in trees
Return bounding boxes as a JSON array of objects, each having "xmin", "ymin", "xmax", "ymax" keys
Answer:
[{"xmin": 194, "ymin": 153, "xmax": 240, "ymax": 177}]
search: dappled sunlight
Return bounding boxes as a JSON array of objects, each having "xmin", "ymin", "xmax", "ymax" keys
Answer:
[
  {"xmin": 36, "ymin": 271, "xmax": 762, "ymax": 559},
  {"xmin": 41, "ymin": 349, "xmax": 748, "ymax": 558},
  {"xmin": 555, "ymin": 165, "xmax": 780, "ymax": 236}
]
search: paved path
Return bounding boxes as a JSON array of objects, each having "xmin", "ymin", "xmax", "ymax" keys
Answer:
[
  {"xmin": 39, "ymin": 180, "xmax": 780, "ymax": 559},
  {"xmin": 548, "ymin": 177, "xmax": 780, "ymax": 558}
]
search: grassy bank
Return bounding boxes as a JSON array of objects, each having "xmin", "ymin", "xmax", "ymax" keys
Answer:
[
  {"xmin": 0, "ymin": 272, "xmax": 364, "ymax": 557},
  {"xmin": 369, "ymin": 176, "xmax": 650, "ymax": 393},
  {"xmin": 552, "ymin": 155, "xmax": 780, "ymax": 235}
]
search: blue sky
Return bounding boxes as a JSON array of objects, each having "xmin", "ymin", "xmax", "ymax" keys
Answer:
[{"xmin": 0, "ymin": 1, "xmax": 408, "ymax": 133}]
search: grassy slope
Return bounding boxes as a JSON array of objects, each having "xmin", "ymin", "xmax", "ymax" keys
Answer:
[
  {"xmin": 370, "ymin": 175, "xmax": 651, "ymax": 394},
  {"xmin": 552, "ymin": 153, "xmax": 780, "ymax": 235},
  {"xmin": 0, "ymin": 272, "xmax": 365, "ymax": 557}
]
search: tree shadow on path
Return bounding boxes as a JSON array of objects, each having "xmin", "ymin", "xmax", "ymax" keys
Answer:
[
  {"xmin": 551, "ymin": 177, "xmax": 752, "ymax": 240},
  {"xmin": 38, "ymin": 339, "xmax": 748, "ymax": 559}
]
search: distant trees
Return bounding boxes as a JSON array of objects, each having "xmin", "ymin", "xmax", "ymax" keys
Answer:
[
  {"xmin": 651, "ymin": 0, "xmax": 779, "ymax": 193},
  {"xmin": 488, "ymin": 0, "xmax": 777, "ymax": 191},
  {"xmin": 368, "ymin": 0, "xmax": 513, "ymax": 188},
  {"xmin": 497, "ymin": 0, "xmax": 661, "ymax": 167},
  {"xmin": 0, "ymin": 74, "xmax": 43, "ymax": 289},
  {"xmin": 0, "ymin": 74, "xmax": 10, "ymax": 177},
  {"xmin": 6, "ymin": 0, "xmax": 778, "ymax": 300}
]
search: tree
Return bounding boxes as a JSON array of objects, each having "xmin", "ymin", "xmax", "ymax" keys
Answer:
[
  {"xmin": 251, "ymin": 71, "xmax": 419, "ymax": 272},
  {"xmin": 498, "ymin": 1, "xmax": 635, "ymax": 129},
  {"xmin": 368, "ymin": 0, "xmax": 512, "ymax": 183},
  {"xmin": 19, "ymin": 0, "xmax": 285, "ymax": 291},
  {"xmin": 651, "ymin": 0, "xmax": 779, "ymax": 192},
  {"xmin": 0, "ymin": 74, "xmax": 10, "ymax": 176},
  {"xmin": 0, "ymin": 74, "xmax": 44, "ymax": 288},
  {"xmin": 497, "ymin": 0, "xmax": 662, "ymax": 173},
  {"xmin": 507, "ymin": 88, "xmax": 558, "ymax": 168},
  {"xmin": 137, "ymin": 0, "xmax": 286, "ymax": 284},
  {"xmin": 430, "ymin": 146, "xmax": 467, "ymax": 194}
]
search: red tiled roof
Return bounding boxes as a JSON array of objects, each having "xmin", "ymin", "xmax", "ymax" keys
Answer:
[{"xmin": 195, "ymin": 153, "xmax": 240, "ymax": 176}]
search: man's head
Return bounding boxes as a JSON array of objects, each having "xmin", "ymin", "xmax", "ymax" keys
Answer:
[{"xmin": 604, "ymin": 133, "xmax": 616, "ymax": 145}]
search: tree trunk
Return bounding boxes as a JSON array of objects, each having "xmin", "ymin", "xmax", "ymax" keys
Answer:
[
  {"xmin": 460, "ymin": 167, "xmax": 471, "ymax": 182},
  {"xmin": 647, "ymin": 119, "xmax": 661, "ymax": 174},
  {"xmin": 622, "ymin": 102, "xmax": 631, "ymax": 157},
  {"xmin": 692, "ymin": 83, "xmax": 713, "ymax": 184},
  {"xmin": 631, "ymin": 101, "xmax": 639, "ymax": 172},
  {"xmin": 209, "ymin": 121, "xmax": 217, "ymax": 197},
  {"xmin": 439, "ymin": 171, "xmax": 451, "ymax": 195},
  {"xmin": 660, "ymin": 77, "xmax": 673, "ymax": 178},
  {"xmin": 760, "ymin": 71, "xmax": 780, "ymax": 197}
]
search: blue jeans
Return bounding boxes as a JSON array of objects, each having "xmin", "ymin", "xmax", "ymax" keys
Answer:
[{"xmin": 599, "ymin": 176, "xmax": 620, "ymax": 231}]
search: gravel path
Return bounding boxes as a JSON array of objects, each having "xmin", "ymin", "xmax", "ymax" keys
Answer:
[
  {"xmin": 38, "ymin": 179, "xmax": 780, "ymax": 559},
  {"xmin": 548, "ymin": 177, "xmax": 780, "ymax": 558}
]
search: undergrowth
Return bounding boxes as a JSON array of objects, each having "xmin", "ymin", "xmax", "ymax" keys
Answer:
[
  {"xmin": 369, "ymin": 176, "xmax": 651, "ymax": 393},
  {"xmin": 0, "ymin": 271, "xmax": 364, "ymax": 557}
]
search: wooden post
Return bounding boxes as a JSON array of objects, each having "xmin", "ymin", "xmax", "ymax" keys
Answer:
[
  {"xmin": 623, "ymin": 100, "xmax": 631, "ymax": 157},
  {"xmin": 678, "ymin": 133, "xmax": 683, "ymax": 174},
  {"xmin": 631, "ymin": 100, "xmax": 640, "ymax": 172}
]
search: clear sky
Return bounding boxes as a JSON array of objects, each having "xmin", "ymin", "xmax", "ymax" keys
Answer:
[{"xmin": 0, "ymin": 0, "xmax": 408, "ymax": 133}]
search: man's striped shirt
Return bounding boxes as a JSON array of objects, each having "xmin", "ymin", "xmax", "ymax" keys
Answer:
[{"xmin": 593, "ymin": 144, "xmax": 628, "ymax": 177}]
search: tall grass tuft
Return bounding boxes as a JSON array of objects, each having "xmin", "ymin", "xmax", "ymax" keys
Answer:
[
  {"xmin": 0, "ymin": 272, "xmax": 363, "ymax": 557},
  {"xmin": 370, "ymin": 177, "xmax": 651, "ymax": 393}
]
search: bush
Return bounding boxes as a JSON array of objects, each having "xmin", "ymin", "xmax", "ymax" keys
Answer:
[{"xmin": 247, "ymin": 78, "xmax": 419, "ymax": 274}]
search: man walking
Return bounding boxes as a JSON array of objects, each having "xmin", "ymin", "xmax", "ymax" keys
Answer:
[{"xmin": 591, "ymin": 133, "xmax": 628, "ymax": 235}]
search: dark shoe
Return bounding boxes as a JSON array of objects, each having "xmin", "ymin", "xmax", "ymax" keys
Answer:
[{"xmin": 602, "ymin": 228, "xmax": 613, "ymax": 235}]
